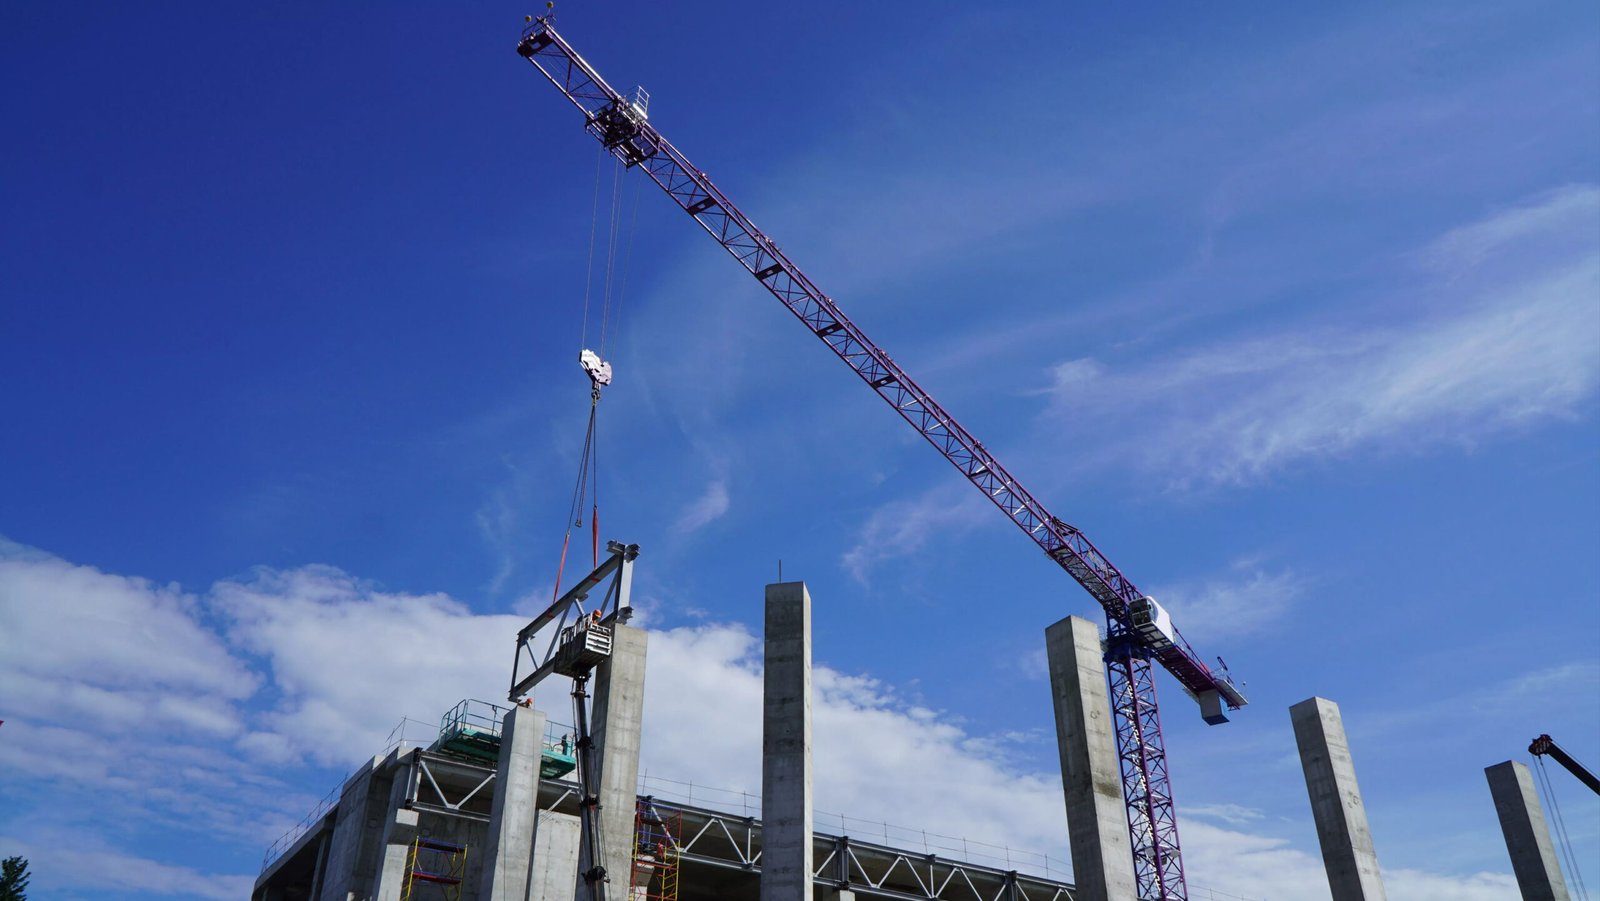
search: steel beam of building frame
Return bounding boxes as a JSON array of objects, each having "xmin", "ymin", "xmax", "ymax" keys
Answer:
[
  {"xmin": 660, "ymin": 799, "xmax": 1077, "ymax": 901},
  {"xmin": 403, "ymin": 750, "xmax": 499, "ymax": 824}
]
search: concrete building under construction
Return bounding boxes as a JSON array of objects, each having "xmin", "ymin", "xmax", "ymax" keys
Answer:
[
  {"xmin": 249, "ymin": 541, "xmax": 1593, "ymax": 901},
  {"xmin": 251, "ymin": 549, "xmax": 1081, "ymax": 901}
]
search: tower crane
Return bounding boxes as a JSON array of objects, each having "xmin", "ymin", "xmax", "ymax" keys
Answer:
[{"xmin": 514, "ymin": 19, "xmax": 1247, "ymax": 900}]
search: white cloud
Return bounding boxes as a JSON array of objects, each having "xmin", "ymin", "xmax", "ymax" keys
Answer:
[
  {"xmin": 840, "ymin": 484, "xmax": 987, "ymax": 581},
  {"xmin": 0, "ymin": 543, "xmax": 1530, "ymax": 900},
  {"xmin": 1040, "ymin": 185, "xmax": 1600, "ymax": 488},
  {"xmin": 1149, "ymin": 560, "xmax": 1304, "ymax": 645},
  {"xmin": 0, "ymin": 548, "xmax": 257, "ymax": 716},
  {"xmin": 0, "ymin": 830, "xmax": 253, "ymax": 901},
  {"xmin": 212, "ymin": 565, "xmax": 526, "ymax": 766},
  {"xmin": 670, "ymin": 478, "xmax": 731, "ymax": 536},
  {"xmin": 1422, "ymin": 185, "xmax": 1600, "ymax": 275}
]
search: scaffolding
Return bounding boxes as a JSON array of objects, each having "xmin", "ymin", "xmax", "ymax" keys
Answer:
[
  {"xmin": 400, "ymin": 837, "xmax": 467, "ymax": 901},
  {"xmin": 630, "ymin": 798, "xmax": 680, "ymax": 901}
]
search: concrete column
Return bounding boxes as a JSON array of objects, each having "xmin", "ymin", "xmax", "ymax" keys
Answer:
[
  {"xmin": 762, "ymin": 581, "xmax": 814, "ymax": 901},
  {"xmin": 580, "ymin": 623, "xmax": 648, "ymax": 900},
  {"xmin": 1045, "ymin": 616, "xmax": 1137, "ymax": 901},
  {"xmin": 371, "ymin": 807, "xmax": 420, "ymax": 901},
  {"xmin": 308, "ymin": 830, "xmax": 332, "ymax": 901},
  {"xmin": 317, "ymin": 757, "xmax": 394, "ymax": 901},
  {"xmin": 480, "ymin": 704, "xmax": 547, "ymax": 900},
  {"xmin": 531, "ymin": 810, "xmax": 583, "ymax": 901},
  {"xmin": 1485, "ymin": 760, "xmax": 1571, "ymax": 901},
  {"xmin": 1290, "ymin": 697, "xmax": 1387, "ymax": 901}
]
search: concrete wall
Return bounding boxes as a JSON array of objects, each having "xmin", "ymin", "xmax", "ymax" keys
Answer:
[
  {"xmin": 1044, "ymin": 616, "xmax": 1137, "ymax": 901},
  {"xmin": 531, "ymin": 811, "xmax": 582, "ymax": 901},
  {"xmin": 762, "ymin": 581, "xmax": 814, "ymax": 901},
  {"xmin": 1290, "ymin": 697, "xmax": 1387, "ymax": 901}
]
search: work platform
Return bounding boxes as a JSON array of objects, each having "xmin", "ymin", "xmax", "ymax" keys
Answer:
[{"xmin": 436, "ymin": 698, "xmax": 577, "ymax": 779}]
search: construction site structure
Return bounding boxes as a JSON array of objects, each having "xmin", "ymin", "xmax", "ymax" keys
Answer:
[
  {"xmin": 252, "ymin": 553, "xmax": 1084, "ymax": 901},
  {"xmin": 514, "ymin": 19, "xmax": 1247, "ymax": 899}
]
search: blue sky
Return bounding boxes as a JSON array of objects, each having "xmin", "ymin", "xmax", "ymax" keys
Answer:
[{"xmin": 2, "ymin": 2, "xmax": 1597, "ymax": 898}]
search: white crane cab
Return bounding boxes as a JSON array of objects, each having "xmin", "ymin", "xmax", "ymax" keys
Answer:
[{"xmin": 1130, "ymin": 595, "xmax": 1177, "ymax": 651}]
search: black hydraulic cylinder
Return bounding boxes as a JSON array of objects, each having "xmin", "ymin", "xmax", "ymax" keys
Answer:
[{"xmin": 573, "ymin": 672, "xmax": 610, "ymax": 900}]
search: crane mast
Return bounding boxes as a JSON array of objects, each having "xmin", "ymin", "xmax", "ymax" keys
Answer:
[{"xmin": 515, "ymin": 20, "xmax": 1246, "ymax": 899}]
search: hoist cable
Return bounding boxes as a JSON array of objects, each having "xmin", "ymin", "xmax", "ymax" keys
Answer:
[
  {"xmin": 588, "ymin": 386, "xmax": 600, "ymax": 567},
  {"xmin": 579, "ymin": 144, "xmax": 605, "ymax": 351},
  {"xmin": 598, "ymin": 155, "xmax": 626, "ymax": 356},
  {"xmin": 609, "ymin": 171, "xmax": 645, "ymax": 354},
  {"xmin": 1534, "ymin": 755, "xmax": 1589, "ymax": 900},
  {"xmin": 552, "ymin": 391, "xmax": 600, "ymax": 601}
]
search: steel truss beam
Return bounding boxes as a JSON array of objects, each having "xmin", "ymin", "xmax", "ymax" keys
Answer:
[
  {"xmin": 403, "ymin": 751, "xmax": 498, "ymax": 823},
  {"xmin": 509, "ymin": 539, "xmax": 638, "ymax": 700},
  {"xmin": 654, "ymin": 799, "xmax": 1076, "ymax": 901}
]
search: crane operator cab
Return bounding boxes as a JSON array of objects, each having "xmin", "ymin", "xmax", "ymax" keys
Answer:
[
  {"xmin": 1130, "ymin": 595, "xmax": 1177, "ymax": 651},
  {"xmin": 1131, "ymin": 595, "xmax": 1235, "ymax": 725}
]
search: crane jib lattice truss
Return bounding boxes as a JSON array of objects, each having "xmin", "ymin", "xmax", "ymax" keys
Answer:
[{"xmin": 515, "ymin": 19, "xmax": 1248, "ymax": 900}]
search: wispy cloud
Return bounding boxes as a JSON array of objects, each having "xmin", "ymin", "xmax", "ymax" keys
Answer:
[
  {"xmin": 1039, "ymin": 185, "xmax": 1600, "ymax": 489},
  {"xmin": 671, "ymin": 477, "xmax": 730, "ymax": 536},
  {"xmin": 839, "ymin": 484, "xmax": 987, "ymax": 582},
  {"xmin": 1149, "ymin": 559, "xmax": 1305, "ymax": 645}
]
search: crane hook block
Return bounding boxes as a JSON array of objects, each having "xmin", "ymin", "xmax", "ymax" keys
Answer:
[{"xmin": 579, "ymin": 348, "xmax": 613, "ymax": 387}]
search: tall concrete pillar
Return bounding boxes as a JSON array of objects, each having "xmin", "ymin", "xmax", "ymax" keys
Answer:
[
  {"xmin": 762, "ymin": 581, "xmax": 814, "ymax": 901},
  {"xmin": 1485, "ymin": 760, "xmax": 1571, "ymax": 901},
  {"xmin": 372, "ymin": 754, "xmax": 424, "ymax": 901},
  {"xmin": 1044, "ymin": 616, "xmax": 1137, "ymax": 901},
  {"xmin": 480, "ymin": 704, "xmax": 547, "ymax": 900},
  {"xmin": 579, "ymin": 623, "xmax": 648, "ymax": 901},
  {"xmin": 1290, "ymin": 697, "xmax": 1387, "ymax": 901}
]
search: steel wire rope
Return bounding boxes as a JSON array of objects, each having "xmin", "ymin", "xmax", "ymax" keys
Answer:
[
  {"xmin": 1535, "ymin": 754, "xmax": 1590, "ymax": 900},
  {"xmin": 551, "ymin": 394, "xmax": 599, "ymax": 601},
  {"xmin": 554, "ymin": 148, "xmax": 616, "ymax": 599},
  {"xmin": 606, "ymin": 170, "xmax": 645, "ymax": 361},
  {"xmin": 580, "ymin": 144, "xmax": 605, "ymax": 349},
  {"xmin": 598, "ymin": 154, "xmax": 627, "ymax": 356}
]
